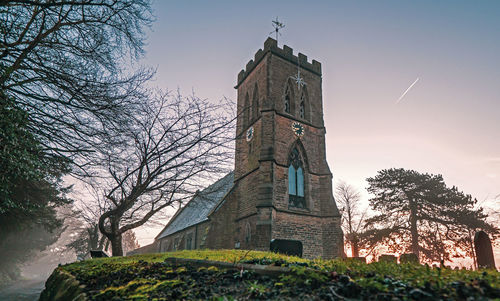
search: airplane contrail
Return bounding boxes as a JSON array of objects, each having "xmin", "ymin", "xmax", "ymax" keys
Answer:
[{"xmin": 396, "ymin": 77, "xmax": 419, "ymax": 104}]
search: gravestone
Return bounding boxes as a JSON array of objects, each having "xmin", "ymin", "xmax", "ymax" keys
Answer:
[
  {"xmin": 346, "ymin": 257, "xmax": 366, "ymax": 263},
  {"xmin": 270, "ymin": 239, "xmax": 303, "ymax": 257},
  {"xmin": 399, "ymin": 253, "xmax": 419, "ymax": 264},
  {"xmin": 474, "ymin": 231, "xmax": 496, "ymax": 269},
  {"xmin": 378, "ymin": 254, "xmax": 397, "ymax": 263},
  {"xmin": 90, "ymin": 250, "xmax": 109, "ymax": 258}
]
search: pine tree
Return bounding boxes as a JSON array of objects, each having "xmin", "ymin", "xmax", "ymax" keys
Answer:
[{"xmin": 363, "ymin": 168, "xmax": 498, "ymax": 263}]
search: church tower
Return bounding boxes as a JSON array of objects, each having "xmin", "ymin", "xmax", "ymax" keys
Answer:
[
  {"xmin": 154, "ymin": 38, "xmax": 344, "ymax": 259},
  {"xmin": 230, "ymin": 38, "xmax": 344, "ymax": 258}
]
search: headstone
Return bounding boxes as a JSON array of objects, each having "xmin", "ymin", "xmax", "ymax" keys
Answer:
[
  {"xmin": 378, "ymin": 254, "xmax": 397, "ymax": 263},
  {"xmin": 346, "ymin": 257, "xmax": 366, "ymax": 263},
  {"xmin": 90, "ymin": 250, "xmax": 109, "ymax": 258},
  {"xmin": 399, "ymin": 253, "xmax": 419, "ymax": 264},
  {"xmin": 270, "ymin": 239, "xmax": 302, "ymax": 257},
  {"xmin": 474, "ymin": 231, "xmax": 496, "ymax": 269}
]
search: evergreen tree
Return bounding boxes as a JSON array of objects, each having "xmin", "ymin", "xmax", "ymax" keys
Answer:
[
  {"xmin": 363, "ymin": 168, "xmax": 498, "ymax": 263},
  {"xmin": 0, "ymin": 92, "xmax": 70, "ymax": 282}
]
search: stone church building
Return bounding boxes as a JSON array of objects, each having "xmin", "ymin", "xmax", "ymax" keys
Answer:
[{"xmin": 153, "ymin": 38, "xmax": 344, "ymax": 259}]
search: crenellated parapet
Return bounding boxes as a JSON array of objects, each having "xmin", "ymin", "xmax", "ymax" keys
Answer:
[{"xmin": 236, "ymin": 37, "xmax": 322, "ymax": 88}]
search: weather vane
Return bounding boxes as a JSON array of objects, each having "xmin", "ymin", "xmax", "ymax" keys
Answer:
[
  {"xmin": 270, "ymin": 17, "xmax": 285, "ymax": 43},
  {"xmin": 290, "ymin": 56, "xmax": 306, "ymax": 90}
]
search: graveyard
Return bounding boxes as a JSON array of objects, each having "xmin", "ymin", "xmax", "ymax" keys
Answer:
[{"xmin": 41, "ymin": 249, "xmax": 499, "ymax": 300}]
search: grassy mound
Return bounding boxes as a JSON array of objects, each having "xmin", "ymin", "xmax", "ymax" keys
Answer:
[{"xmin": 51, "ymin": 249, "xmax": 499, "ymax": 300}]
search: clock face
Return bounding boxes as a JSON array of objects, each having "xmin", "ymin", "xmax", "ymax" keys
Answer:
[
  {"xmin": 292, "ymin": 122, "xmax": 304, "ymax": 137},
  {"xmin": 246, "ymin": 126, "xmax": 254, "ymax": 141}
]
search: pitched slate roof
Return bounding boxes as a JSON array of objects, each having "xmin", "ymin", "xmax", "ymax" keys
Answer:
[{"xmin": 156, "ymin": 172, "xmax": 234, "ymax": 239}]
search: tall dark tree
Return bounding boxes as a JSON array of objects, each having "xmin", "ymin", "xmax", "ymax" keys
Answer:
[
  {"xmin": 0, "ymin": 92, "xmax": 70, "ymax": 234},
  {"xmin": 0, "ymin": 92, "xmax": 69, "ymax": 282},
  {"xmin": 363, "ymin": 168, "xmax": 498, "ymax": 263},
  {"xmin": 95, "ymin": 92, "xmax": 235, "ymax": 256},
  {"xmin": 1, "ymin": 0, "xmax": 153, "ymax": 279},
  {"xmin": 0, "ymin": 0, "xmax": 153, "ymax": 174}
]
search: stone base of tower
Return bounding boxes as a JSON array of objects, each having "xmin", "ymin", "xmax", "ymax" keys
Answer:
[
  {"xmin": 205, "ymin": 196, "xmax": 344, "ymax": 259},
  {"xmin": 272, "ymin": 210, "xmax": 344, "ymax": 259}
]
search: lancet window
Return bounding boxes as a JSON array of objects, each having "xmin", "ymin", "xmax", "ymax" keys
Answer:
[
  {"xmin": 252, "ymin": 84, "xmax": 259, "ymax": 120},
  {"xmin": 284, "ymin": 84, "xmax": 291, "ymax": 113},
  {"xmin": 288, "ymin": 148, "xmax": 306, "ymax": 208}
]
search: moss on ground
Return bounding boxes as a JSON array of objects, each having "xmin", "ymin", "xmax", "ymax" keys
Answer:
[{"xmin": 54, "ymin": 249, "xmax": 499, "ymax": 300}]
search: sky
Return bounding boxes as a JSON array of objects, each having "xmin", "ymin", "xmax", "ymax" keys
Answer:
[{"xmin": 135, "ymin": 0, "xmax": 500, "ymax": 264}]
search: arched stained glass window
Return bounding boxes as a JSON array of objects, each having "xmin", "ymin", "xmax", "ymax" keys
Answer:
[
  {"xmin": 297, "ymin": 167, "xmax": 304, "ymax": 197},
  {"xmin": 288, "ymin": 148, "xmax": 306, "ymax": 208},
  {"xmin": 288, "ymin": 166, "xmax": 296, "ymax": 195}
]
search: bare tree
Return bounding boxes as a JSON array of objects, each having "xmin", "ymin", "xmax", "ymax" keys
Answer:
[
  {"xmin": 0, "ymin": 0, "xmax": 153, "ymax": 175},
  {"xmin": 67, "ymin": 186, "xmax": 142, "ymax": 257},
  {"xmin": 335, "ymin": 181, "xmax": 367, "ymax": 257},
  {"xmin": 94, "ymin": 91, "xmax": 235, "ymax": 256}
]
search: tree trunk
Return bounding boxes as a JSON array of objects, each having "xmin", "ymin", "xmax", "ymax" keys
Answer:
[
  {"xmin": 351, "ymin": 236, "xmax": 360, "ymax": 257},
  {"xmin": 88, "ymin": 226, "xmax": 99, "ymax": 250},
  {"xmin": 110, "ymin": 234, "xmax": 123, "ymax": 256},
  {"xmin": 409, "ymin": 199, "xmax": 419, "ymax": 259},
  {"xmin": 468, "ymin": 230, "xmax": 477, "ymax": 270},
  {"xmin": 103, "ymin": 216, "xmax": 124, "ymax": 256}
]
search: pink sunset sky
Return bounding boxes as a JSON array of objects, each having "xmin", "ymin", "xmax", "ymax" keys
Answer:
[{"xmin": 133, "ymin": 0, "xmax": 499, "ymax": 266}]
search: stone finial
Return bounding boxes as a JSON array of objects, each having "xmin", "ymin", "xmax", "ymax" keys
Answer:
[
  {"xmin": 237, "ymin": 70, "xmax": 245, "ymax": 83},
  {"xmin": 283, "ymin": 45, "xmax": 293, "ymax": 55},
  {"xmin": 298, "ymin": 53, "xmax": 307, "ymax": 64},
  {"xmin": 254, "ymin": 49, "xmax": 264, "ymax": 62},
  {"xmin": 312, "ymin": 60, "xmax": 321, "ymax": 73},
  {"xmin": 246, "ymin": 59, "xmax": 254, "ymax": 71},
  {"xmin": 264, "ymin": 37, "xmax": 277, "ymax": 50}
]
